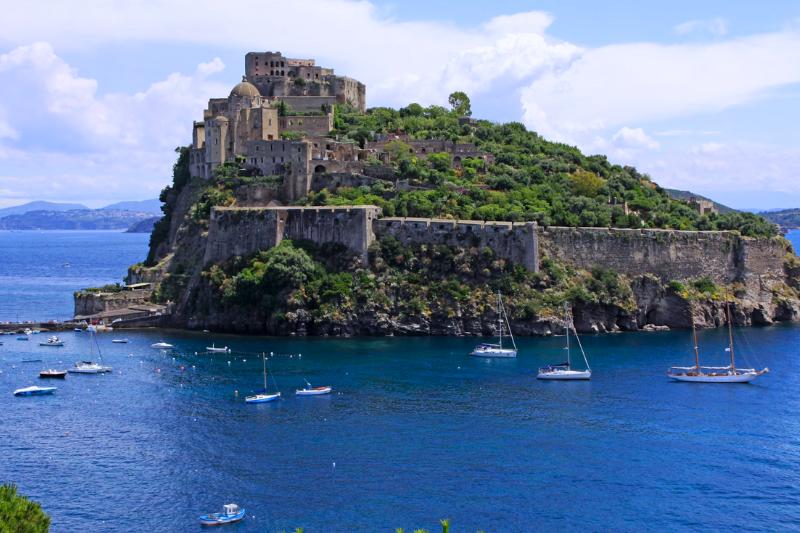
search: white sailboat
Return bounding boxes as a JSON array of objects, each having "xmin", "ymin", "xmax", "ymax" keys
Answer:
[
  {"xmin": 68, "ymin": 331, "xmax": 112, "ymax": 374},
  {"xmin": 537, "ymin": 304, "xmax": 591, "ymax": 380},
  {"xmin": 667, "ymin": 301, "xmax": 768, "ymax": 383},
  {"xmin": 470, "ymin": 291, "xmax": 517, "ymax": 358},
  {"xmin": 245, "ymin": 353, "xmax": 281, "ymax": 403}
]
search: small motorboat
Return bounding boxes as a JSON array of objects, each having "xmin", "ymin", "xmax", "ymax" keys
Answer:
[
  {"xmin": 14, "ymin": 385, "xmax": 57, "ymax": 397},
  {"xmin": 198, "ymin": 503, "xmax": 245, "ymax": 526},
  {"xmin": 112, "ymin": 338, "xmax": 129, "ymax": 344},
  {"xmin": 39, "ymin": 369, "xmax": 67, "ymax": 379},
  {"xmin": 22, "ymin": 358, "xmax": 43, "ymax": 363},
  {"xmin": 68, "ymin": 361, "xmax": 113, "ymax": 374},
  {"xmin": 206, "ymin": 344, "xmax": 230, "ymax": 353},
  {"xmin": 151, "ymin": 341, "xmax": 174, "ymax": 350},
  {"xmin": 296, "ymin": 386, "xmax": 332, "ymax": 396},
  {"xmin": 39, "ymin": 336, "xmax": 64, "ymax": 347},
  {"xmin": 74, "ymin": 328, "xmax": 83, "ymax": 332}
]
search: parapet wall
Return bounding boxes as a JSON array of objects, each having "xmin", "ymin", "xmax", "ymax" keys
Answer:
[
  {"xmin": 537, "ymin": 226, "xmax": 788, "ymax": 283},
  {"xmin": 204, "ymin": 206, "xmax": 380, "ymax": 265},
  {"xmin": 374, "ymin": 218, "xmax": 539, "ymax": 272}
]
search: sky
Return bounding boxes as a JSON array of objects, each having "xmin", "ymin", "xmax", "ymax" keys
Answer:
[{"xmin": 0, "ymin": 1, "xmax": 798, "ymax": 210}]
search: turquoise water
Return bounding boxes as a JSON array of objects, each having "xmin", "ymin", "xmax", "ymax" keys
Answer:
[
  {"xmin": 788, "ymin": 229, "xmax": 800, "ymax": 253},
  {"xmin": 0, "ymin": 231, "xmax": 150, "ymax": 322},
  {"xmin": 2, "ymin": 327, "xmax": 799, "ymax": 532}
]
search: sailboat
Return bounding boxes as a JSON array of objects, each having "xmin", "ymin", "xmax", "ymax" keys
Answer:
[
  {"xmin": 245, "ymin": 353, "xmax": 281, "ymax": 403},
  {"xmin": 470, "ymin": 291, "xmax": 517, "ymax": 358},
  {"xmin": 537, "ymin": 304, "xmax": 591, "ymax": 380},
  {"xmin": 68, "ymin": 331, "xmax": 112, "ymax": 374},
  {"xmin": 667, "ymin": 300, "xmax": 768, "ymax": 383}
]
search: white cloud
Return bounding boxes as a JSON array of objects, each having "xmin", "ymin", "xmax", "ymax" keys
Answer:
[
  {"xmin": 612, "ymin": 127, "xmax": 660, "ymax": 150},
  {"xmin": 674, "ymin": 17, "xmax": 728, "ymax": 37},
  {"xmin": 520, "ymin": 30, "xmax": 800, "ymax": 144}
]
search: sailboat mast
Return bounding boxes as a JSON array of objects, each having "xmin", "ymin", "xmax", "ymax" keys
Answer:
[
  {"xmin": 262, "ymin": 353, "xmax": 267, "ymax": 390},
  {"xmin": 726, "ymin": 300, "xmax": 736, "ymax": 370},
  {"xmin": 565, "ymin": 303, "xmax": 571, "ymax": 367},
  {"xmin": 497, "ymin": 290, "xmax": 503, "ymax": 348},
  {"xmin": 691, "ymin": 309, "xmax": 700, "ymax": 369}
]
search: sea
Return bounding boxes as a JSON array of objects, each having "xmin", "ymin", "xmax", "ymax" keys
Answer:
[{"xmin": 0, "ymin": 230, "xmax": 799, "ymax": 532}]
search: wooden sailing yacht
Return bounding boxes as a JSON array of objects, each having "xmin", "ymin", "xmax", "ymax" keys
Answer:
[
  {"xmin": 537, "ymin": 303, "xmax": 591, "ymax": 380},
  {"xmin": 470, "ymin": 291, "xmax": 517, "ymax": 358},
  {"xmin": 667, "ymin": 300, "xmax": 768, "ymax": 383}
]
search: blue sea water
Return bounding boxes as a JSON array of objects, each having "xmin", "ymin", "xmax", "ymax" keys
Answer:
[
  {"xmin": 787, "ymin": 229, "xmax": 800, "ymax": 254},
  {"xmin": 0, "ymin": 230, "xmax": 799, "ymax": 532},
  {"xmin": 2, "ymin": 327, "xmax": 800, "ymax": 532},
  {"xmin": 0, "ymin": 231, "xmax": 150, "ymax": 322}
]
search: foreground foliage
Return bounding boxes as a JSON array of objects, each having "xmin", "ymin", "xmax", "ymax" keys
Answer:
[{"xmin": 0, "ymin": 484, "xmax": 50, "ymax": 533}]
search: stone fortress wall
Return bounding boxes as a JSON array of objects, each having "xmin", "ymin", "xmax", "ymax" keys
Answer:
[{"xmin": 202, "ymin": 206, "xmax": 787, "ymax": 286}]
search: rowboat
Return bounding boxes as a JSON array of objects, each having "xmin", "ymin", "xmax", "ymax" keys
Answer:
[
  {"xmin": 39, "ymin": 369, "xmax": 67, "ymax": 379},
  {"xmin": 198, "ymin": 503, "xmax": 245, "ymax": 526},
  {"xmin": 14, "ymin": 385, "xmax": 57, "ymax": 396}
]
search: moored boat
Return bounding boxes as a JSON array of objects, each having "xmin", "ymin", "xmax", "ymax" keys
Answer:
[
  {"xmin": 39, "ymin": 336, "xmax": 64, "ymax": 347},
  {"xmin": 470, "ymin": 291, "xmax": 517, "ymax": 358},
  {"xmin": 538, "ymin": 304, "xmax": 592, "ymax": 380},
  {"xmin": 14, "ymin": 385, "xmax": 57, "ymax": 396},
  {"xmin": 39, "ymin": 369, "xmax": 67, "ymax": 379},
  {"xmin": 206, "ymin": 344, "xmax": 230, "ymax": 353},
  {"xmin": 246, "ymin": 353, "xmax": 281, "ymax": 403},
  {"xmin": 112, "ymin": 338, "xmax": 129, "ymax": 344},
  {"xmin": 151, "ymin": 341, "xmax": 173, "ymax": 349},
  {"xmin": 667, "ymin": 300, "xmax": 768, "ymax": 383},
  {"xmin": 69, "ymin": 361, "xmax": 113, "ymax": 374},
  {"xmin": 198, "ymin": 503, "xmax": 245, "ymax": 526},
  {"xmin": 296, "ymin": 383, "xmax": 332, "ymax": 396}
]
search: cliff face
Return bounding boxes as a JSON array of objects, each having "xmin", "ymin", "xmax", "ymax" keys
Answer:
[{"xmin": 129, "ymin": 176, "xmax": 800, "ymax": 336}]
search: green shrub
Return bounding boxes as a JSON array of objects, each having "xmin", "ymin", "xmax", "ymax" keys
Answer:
[{"xmin": 0, "ymin": 484, "xmax": 50, "ymax": 533}]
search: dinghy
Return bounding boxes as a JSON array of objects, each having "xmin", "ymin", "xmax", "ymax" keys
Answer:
[
  {"xmin": 151, "ymin": 341, "xmax": 173, "ymax": 349},
  {"xmin": 246, "ymin": 353, "xmax": 281, "ymax": 403},
  {"xmin": 470, "ymin": 291, "xmax": 517, "ymax": 358},
  {"xmin": 14, "ymin": 385, "xmax": 57, "ymax": 396},
  {"xmin": 538, "ymin": 304, "xmax": 592, "ymax": 380},
  {"xmin": 198, "ymin": 503, "xmax": 246, "ymax": 526}
]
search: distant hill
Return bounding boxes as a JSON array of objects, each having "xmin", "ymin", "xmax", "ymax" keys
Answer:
[
  {"xmin": 125, "ymin": 216, "xmax": 161, "ymax": 233},
  {"xmin": 101, "ymin": 199, "xmax": 162, "ymax": 214},
  {"xmin": 663, "ymin": 189, "xmax": 737, "ymax": 214},
  {"xmin": 759, "ymin": 208, "xmax": 800, "ymax": 229},
  {"xmin": 0, "ymin": 209, "xmax": 154, "ymax": 230},
  {"xmin": 0, "ymin": 201, "xmax": 89, "ymax": 217}
]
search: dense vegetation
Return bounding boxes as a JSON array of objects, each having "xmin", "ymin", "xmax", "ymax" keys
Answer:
[
  {"xmin": 0, "ymin": 484, "xmax": 50, "ymax": 533},
  {"xmin": 761, "ymin": 208, "xmax": 800, "ymax": 229},
  {"xmin": 202, "ymin": 237, "xmax": 638, "ymax": 331},
  {"xmin": 306, "ymin": 96, "xmax": 776, "ymax": 237}
]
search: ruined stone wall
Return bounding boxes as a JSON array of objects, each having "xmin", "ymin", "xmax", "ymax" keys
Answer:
[
  {"xmin": 204, "ymin": 206, "xmax": 381, "ymax": 265},
  {"xmin": 374, "ymin": 218, "xmax": 539, "ymax": 272},
  {"xmin": 537, "ymin": 227, "xmax": 788, "ymax": 283},
  {"xmin": 277, "ymin": 96, "xmax": 335, "ymax": 113},
  {"xmin": 279, "ymin": 114, "xmax": 333, "ymax": 137}
]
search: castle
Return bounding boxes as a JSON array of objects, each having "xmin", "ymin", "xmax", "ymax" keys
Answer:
[{"xmin": 189, "ymin": 52, "xmax": 493, "ymax": 202}]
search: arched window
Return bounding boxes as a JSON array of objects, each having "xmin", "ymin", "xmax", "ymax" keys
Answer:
[{"xmin": 314, "ymin": 165, "xmax": 326, "ymax": 174}]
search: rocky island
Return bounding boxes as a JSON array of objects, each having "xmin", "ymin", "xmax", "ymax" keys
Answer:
[{"xmin": 78, "ymin": 50, "xmax": 800, "ymax": 335}]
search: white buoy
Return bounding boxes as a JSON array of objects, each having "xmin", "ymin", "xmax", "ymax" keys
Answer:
[
  {"xmin": 227, "ymin": 361, "xmax": 231, "ymax": 365},
  {"xmin": 332, "ymin": 462, "xmax": 336, "ymax": 468}
]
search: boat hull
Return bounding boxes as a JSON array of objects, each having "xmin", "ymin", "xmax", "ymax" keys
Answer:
[
  {"xmin": 39, "ymin": 343, "xmax": 64, "ymax": 347},
  {"xmin": 14, "ymin": 386, "xmax": 57, "ymax": 396},
  {"xmin": 39, "ymin": 371, "xmax": 67, "ymax": 379},
  {"xmin": 469, "ymin": 349, "xmax": 517, "ymax": 358},
  {"xmin": 296, "ymin": 387, "xmax": 332, "ymax": 396},
  {"xmin": 537, "ymin": 370, "xmax": 592, "ymax": 380},
  {"xmin": 668, "ymin": 372, "xmax": 762, "ymax": 383},
  {"xmin": 199, "ymin": 509, "xmax": 246, "ymax": 526},
  {"xmin": 245, "ymin": 392, "xmax": 281, "ymax": 403}
]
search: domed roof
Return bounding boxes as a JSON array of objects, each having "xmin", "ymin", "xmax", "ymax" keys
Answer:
[{"xmin": 230, "ymin": 76, "xmax": 260, "ymax": 98}]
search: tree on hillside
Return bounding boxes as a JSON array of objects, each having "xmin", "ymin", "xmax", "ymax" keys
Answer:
[
  {"xmin": 0, "ymin": 484, "xmax": 51, "ymax": 533},
  {"xmin": 447, "ymin": 91, "xmax": 471, "ymax": 116}
]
